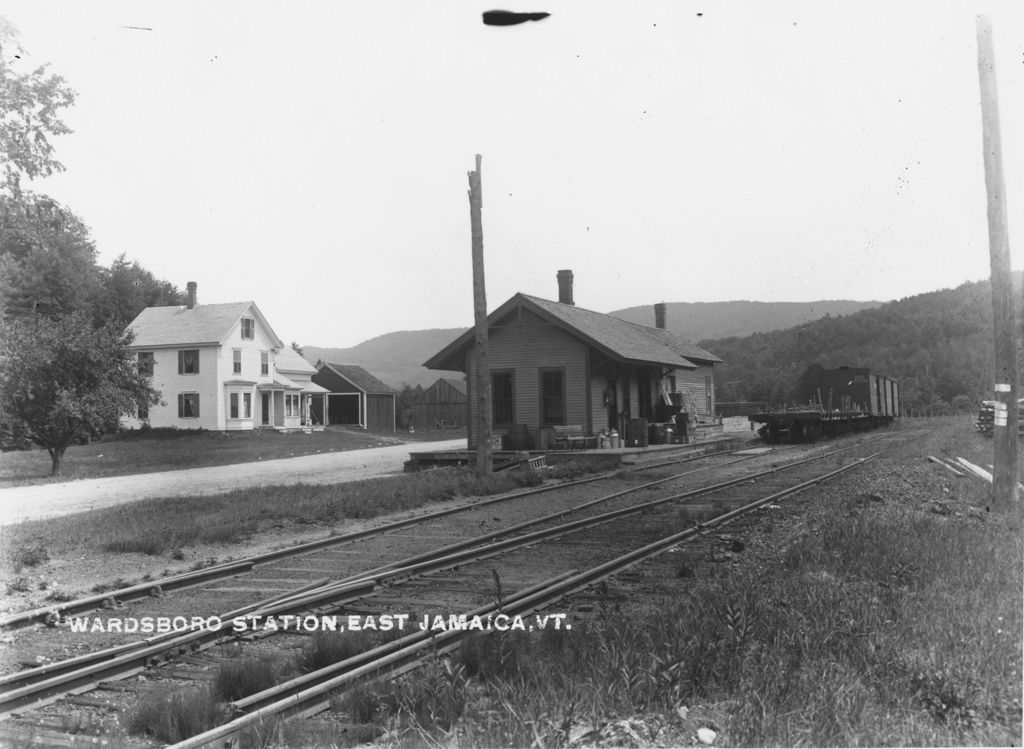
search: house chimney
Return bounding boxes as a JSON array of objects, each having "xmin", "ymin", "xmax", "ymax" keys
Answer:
[
  {"xmin": 186, "ymin": 281, "xmax": 197, "ymax": 310},
  {"xmin": 557, "ymin": 269, "xmax": 574, "ymax": 306},
  {"xmin": 654, "ymin": 302, "xmax": 667, "ymax": 329}
]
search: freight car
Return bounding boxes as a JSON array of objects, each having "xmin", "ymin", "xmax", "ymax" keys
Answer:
[{"xmin": 749, "ymin": 366, "xmax": 900, "ymax": 443}]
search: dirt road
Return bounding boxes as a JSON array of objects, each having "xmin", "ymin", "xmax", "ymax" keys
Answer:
[{"xmin": 0, "ymin": 438, "xmax": 465, "ymax": 527}]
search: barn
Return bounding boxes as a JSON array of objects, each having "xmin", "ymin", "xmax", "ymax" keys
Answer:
[
  {"xmin": 310, "ymin": 363, "xmax": 396, "ymax": 432},
  {"xmin": 411, "ymin": 377, "xmax": 468, "ymax": 430}
]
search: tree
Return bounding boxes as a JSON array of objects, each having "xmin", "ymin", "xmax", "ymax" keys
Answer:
[
  {"xmin": 0, "ymin": 18, "xmax": 76, "ymax": 197},
  {"xmin": 94, "ymin": 254, "xmax": 183, "ymax": 329},
  {"xmin": 0, "ymin": 193, "xmax": 99, "ymax": 318},
  {"xmin": 290, "ymin": 341, "xmax": 305, "ymax": 358},
  {"xmin": 0, "ymin": 313, "xmax": 159, "ymax": 475}
]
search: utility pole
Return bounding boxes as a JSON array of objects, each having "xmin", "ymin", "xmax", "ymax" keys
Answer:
[
  {"xmin": 468, "ymin": 154, "xmax": 492, "ymax": 475},
  {"xmin": 976, "ymin": 15, "xmax": 1018, "ymax": 508}
]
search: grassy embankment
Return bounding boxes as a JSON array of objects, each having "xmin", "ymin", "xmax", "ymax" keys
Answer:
[
  {"xmin": 124, "ymin": 420, "xmax": 1020, "ymax": 747},
  {"xmin": 1, "ymin": 461, "xmax": 607, "ymax": 595},
  {"xmin": 0, "ymin": 426, "xmax": 460, "ymax": 486}
]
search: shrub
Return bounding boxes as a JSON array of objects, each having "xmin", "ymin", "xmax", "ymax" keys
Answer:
[
  {"xmin": 10, "ymin": 542, "xmax": 49, "ymax": 572},
  {"xmin": 126, "ymin": 685, "xmax": 224, "ymax": 743},
  {"xmin": 214, "ymin": 654, "xmax": 289, "ymax": 702}
]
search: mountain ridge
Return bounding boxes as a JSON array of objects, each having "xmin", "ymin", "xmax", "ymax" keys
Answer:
[{"xmin": 303, "ymin": 299, "xmax": 883, "ymax": 389}]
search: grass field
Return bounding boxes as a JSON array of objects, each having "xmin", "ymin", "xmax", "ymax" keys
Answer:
[
  {"xmin": 0, "ymin": 462, "xmax": 600, "ymax": 573},
  {"xmin": 0, "ymin": 426, "xmax": 463, "ymax": 486}
]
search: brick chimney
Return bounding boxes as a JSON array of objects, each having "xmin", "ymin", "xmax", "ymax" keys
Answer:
[
  {"xmin": 654, "ymin": 302, "xmax": 667, "ymax": 329},
  {"xmin": 186, "ymin": 281, "xmax": 197, "ymax": 310},
  {"xmin": 557, "ymin": 269, "xmax": 574, "ymax": 306}
]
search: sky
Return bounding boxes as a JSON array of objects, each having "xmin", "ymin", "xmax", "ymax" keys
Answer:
[{"xmin": 3, "ymin": 1, "xmax": 1023, "ymax": 348}]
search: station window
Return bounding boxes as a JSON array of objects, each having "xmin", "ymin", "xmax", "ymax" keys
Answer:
[
  {"xmin": 492, "ymin": 371, "xmax": 514, "ymax": 425},
  {"xmin": 540, "ymin": 369, "xmax": 565, "ymax": 425}
]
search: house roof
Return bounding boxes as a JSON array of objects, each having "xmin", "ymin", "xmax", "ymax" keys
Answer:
[
  {"xmin": 274, "ymin": 346, "xmax": 317, "ymax": 375},
  {"xmin": 648, "ymin": 328, "xmax": 723, "ymax": 364},
  {"xmin": 319, "ymin": 363, "xmax": 395, "ymax": 395},
  {"xmin": 126, "ymin": 302, "xmax": 284, "ymax": 349},
  {"xmin": 424, "ymin": 293, "xmax": 718, "ymax": 371},
  {"xmin": 442, "ymin": 378, "xmax": 467, "ymax": 396}
]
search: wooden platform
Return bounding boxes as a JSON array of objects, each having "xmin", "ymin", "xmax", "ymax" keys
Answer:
[{"xmin": 405, "ymin": 436, "xmax": 739, "ymax": 472}]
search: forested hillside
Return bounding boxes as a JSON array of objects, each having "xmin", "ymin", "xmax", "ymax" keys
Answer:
[
  {"xmin": 610, "ymin": 299, "xmax": 881, "ymax": 340},
  {"xmin": 703, "ymin": 277, "xmax": 1023, "ymax": 412}
]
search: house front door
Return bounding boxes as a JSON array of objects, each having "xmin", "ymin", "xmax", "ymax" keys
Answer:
[{"xmin": 261, "ymin": 393, "xmax": 271, "ymax": 426}]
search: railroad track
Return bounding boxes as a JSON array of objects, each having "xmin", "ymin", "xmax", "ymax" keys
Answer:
[{"xmin": 0, "ymin": 431, "xmax": 916, "ymax": 746}]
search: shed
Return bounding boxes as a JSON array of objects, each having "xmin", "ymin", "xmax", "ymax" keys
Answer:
[
  {"xmin": 310, "ymin": 363, "xmax": 396, "ymax": 432},
  {"xmin": 411, "ymin": 377, "xmax": 468, "ymax": 430}
]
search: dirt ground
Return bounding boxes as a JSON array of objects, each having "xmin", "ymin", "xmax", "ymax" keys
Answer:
[{"xmin": 0, "ymin": 438, "xmax": 465, "ymax": 528}]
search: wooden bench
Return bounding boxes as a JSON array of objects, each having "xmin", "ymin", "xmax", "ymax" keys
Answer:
[{"xmin": 549, "ymin": 424, "xmax": 598, "ymax": 450}]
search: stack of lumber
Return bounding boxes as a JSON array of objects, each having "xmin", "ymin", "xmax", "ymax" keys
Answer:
[
  {"xmin": 974, "ymin": 401, "xmax": 997, "ymax": 435},
  {"xmin": 974, "ymin": 399, "xmax": 1024, "ymax": 437}
]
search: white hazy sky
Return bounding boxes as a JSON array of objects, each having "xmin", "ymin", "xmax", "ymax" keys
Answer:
[{"xmin": 4, "ymin": 1, "xmax": 1022, "ymax": 347}]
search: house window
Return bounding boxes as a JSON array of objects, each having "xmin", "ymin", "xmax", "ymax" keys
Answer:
[
  {"xmin": 241, "ymin": 317, "xmax": 255, "ymax": 340},
  {"xmin": 285, "ymin": 393, "xmax": 300, "ymax": 417},
  {"xmin": 178, "ymin": 349, "xmax": 200, "ymax": 375},
  {"xmin": 138, "ymin": 352, "xmax": 154, "ymax": 376},
  {"xmin": 540, "ymin": 369, "xmax": 565, "ymax": 425},
  {"xmin": 492, "ymin": 371, "xmax": 514, "ymax": 426},
  {"xmin": 178, "ymin": 392, "xmax": 200, "ymax": 418},
  {"xmin": 230, "ymin": 392, "xmax": 239, "ymax": 419},
  {"xmin": 233, "ymin": 349, "xmax": 242, "ymax": 375},
  {"xmin": 243, "ymin": 393, "xmax": 252, "ymax": 418},
  {"xmin": 261, "ymin": 351, "xmax": 269, "ymax": 376}
]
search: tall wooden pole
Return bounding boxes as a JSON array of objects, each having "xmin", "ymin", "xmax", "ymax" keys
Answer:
[
  {"xmin": 976, "ymin": 16, "xmax": 1017, "ymax": 508},
  {"xmin": 469, "ymin": 154, "xmax": 492, "ymax": 475}
]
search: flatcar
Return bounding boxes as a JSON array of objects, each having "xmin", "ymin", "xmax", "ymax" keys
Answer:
[{"xmin": 749, "ymin": 366, "xmax": 900, "ymax": 443}]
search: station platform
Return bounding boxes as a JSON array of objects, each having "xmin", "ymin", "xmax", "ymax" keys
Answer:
[{"xmin": 405, "ymin": 435, "xmax": 740, "ymax": 472}]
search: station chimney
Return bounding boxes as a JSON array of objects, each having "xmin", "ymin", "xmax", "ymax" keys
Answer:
[
  {"xmin": 186, "ymin": 281, "xmax": 197, "ymax": 310},
  {"xmin": 655, "ymin": 302, "xmax": 667, "ymax": 329},
  {"xmin": 557, "ymin": 269, "xmax": 574, "ymax": 306}
]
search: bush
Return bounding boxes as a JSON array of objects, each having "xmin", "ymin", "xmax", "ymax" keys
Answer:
[{"xmin": 126, "ymin": 685, "xmax": 224, "ymax": 743}]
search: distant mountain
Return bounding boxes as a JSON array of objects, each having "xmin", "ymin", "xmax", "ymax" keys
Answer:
[
  {"xmin": 610, "ymin": 300, "xmax": 882, "ymax": 340},
  {"xmin": 304, "ymin": 329, "xmax": 467, "ymax": 389},
  {"xmin": 702, "ymin": 277, "xmax": 1023, "ymax": 410},
  {"xmin": 303, "ymin": 300, "xmax": 883, "ymax": 389}
]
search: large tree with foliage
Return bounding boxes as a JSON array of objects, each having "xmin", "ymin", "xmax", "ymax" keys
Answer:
[
  {"xmin": 0, "ymin": 313, "xmax": 159, "ymax": 474},
  {"xmin": 0, "ymin": 193, "xmax": 99, "ymax": 317},
  {"xmin": 0, "ymin": 17, "xmax": 75, "ymax": 197},
  {"xmin": 94, "ymin": 253, "xmax": 183, "ymax": 329}
]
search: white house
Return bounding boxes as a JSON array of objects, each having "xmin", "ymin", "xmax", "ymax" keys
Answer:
[{"xmin": 124, "ymin": 282, "xmax": 327, "ymax": 431}]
